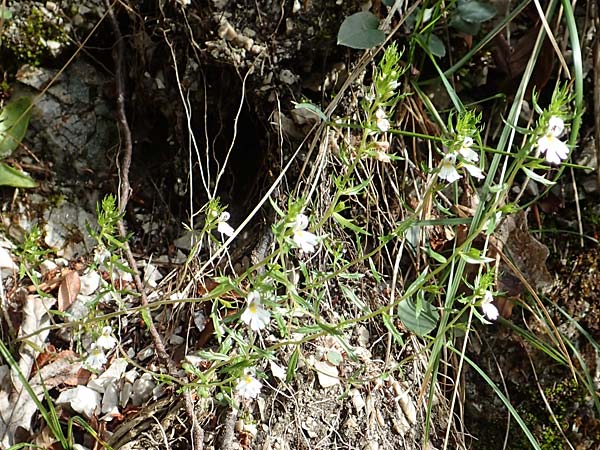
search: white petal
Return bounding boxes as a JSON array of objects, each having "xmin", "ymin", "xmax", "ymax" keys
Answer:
[
  {"xmin": 438, "ymin": 156, "xmax": 462, "ymax": 183},
  {"xmin": 548, "ymin": 116, "xmax": 564, "ymax": 137},
  {"xmin": 459, "ymin": 146, "xmax": 479, "ymax": 163},
  {"xmin": 464, "ymin": 164, "xmax": 485, "ymax": 180},
  {"xmin": 482, "ymin": 302, "xmax": 499, "ymax": 321},
  {"xmin": 217, "ymin": 221, "xmax": 235, "ymax": 237},
  {"xmin": 293, "ymin": 230, "xmax": 319, "ymax": 253},
  {"xmin": 293, "ymin": 214, "xmax": 309, "ymax": 231}
]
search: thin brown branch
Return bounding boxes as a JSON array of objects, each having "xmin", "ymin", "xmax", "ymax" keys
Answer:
[{"xmin": 104, "ymin": 0, "xmax": 204, "ymax": 447}]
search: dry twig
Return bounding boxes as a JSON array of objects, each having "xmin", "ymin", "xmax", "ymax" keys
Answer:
[{"xmin": 103, "ymin": 0, "xmax": 204, "ymax": 448}]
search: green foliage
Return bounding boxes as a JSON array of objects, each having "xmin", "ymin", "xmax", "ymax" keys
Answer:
[
  {"xmin": 3, "ymin": 6, "xmax": 67, "ymax": 66},
  {"xmin": 337, "ymin": 12, "xmax": 385, "ymax": 49},
  {"xmin": 13, "ymin": 225, "xmax": 51, "ymax": 282},
  {"xmin": 451, "ymin": 0, "xmax": 497, "ymax": 35},
  {"xmin": 0, "ymin": 96, "xmax": 36, "ymax": 187}
]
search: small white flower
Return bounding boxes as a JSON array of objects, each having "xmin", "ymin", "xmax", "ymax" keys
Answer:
[
  {"xmin": 438, "ymin": 153, "xmax": 461, "ymax": 183},
  {"xmin": 85, "ymin": 344, "xmax": 107, "ymax": 371},
  {"xmin": 235, "ymin": 370, "xmax": 263, "ymax": 399},
  {"xmin": 241, "ymin": 291, "xmax": 271, "ymax": 331},
  {"xmin": 375, "ymin": 108, "xmax": 390, "ymax": 132},
  {"xmin": 458, "ymin": 136, "xmax": 479, "ymax": 163},
  {"xmin": 292, "ymin": 214, "xmax": 319, "ymax": 253},
  {"xmin": 93, "ymin": 245, "xmax": 111, "ymax": 265},
  {"xmin": 537, "ymin": 116, "xmax": 569, "ymax": 165},
  {"xmin": 217, "ymin": 211, "xmax": 235, "ymax": 238},
  {"xmin": 463, "ymin": 163, "xmax": 485, "ymax": 180},
  {"xmin": 481, "ymin": 291, "xmax": 499, "ymax": 322},
  {"xmin": 96, "ymin": 326, "xmax": 118, "ymax": 350}
]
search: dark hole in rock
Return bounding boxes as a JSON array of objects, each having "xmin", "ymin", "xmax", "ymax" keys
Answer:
[{"xmin": 128, "ymin": 62, "xmax": 272, "ymax": 252}]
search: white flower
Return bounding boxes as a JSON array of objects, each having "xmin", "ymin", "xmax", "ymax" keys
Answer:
[
  {"xmin": 292, "ymin": 214, "xmax": 319, "ymax": 253},
  {"xmin": 96, "ymin": 326, "xmax": 118, "ymax": 350},
  {"xmin": 481, "ymin": 291, "xmax": 499, "ymax": 321},
  {"xmin": 463, "ymin": 163, "xmax": 485, "ymax": 180},
  {"xmin": 458, "ymin": 136, "xmax": 479, "ymax": 163},
  {"xmin": 235, "ymin": 370, "xmax": 263, "ymax": 399},
  {"xmin": 93, "ymin": 245, "xmax": 111, "ymax": 265},
  {"xmin": 217, "ymin": 211, "xmax": 235, "ymax": 238},
  {"xmin": 537, "ymin": 116, "xmax": 569, "ymax": 165},
  {"xmin": 375, "ymin": 108, "xmax": 390, "ymax": 132},
  {"xmin": 85, "ymin": 344, "xmax": 107, "ymax": 370},
  {"xmin": 438, "ymin": 153, "xmax": 461, "ymax": 183},
  {"xmin": 241, "ymin": 291, "xmax": 271, "ymax": 331}
]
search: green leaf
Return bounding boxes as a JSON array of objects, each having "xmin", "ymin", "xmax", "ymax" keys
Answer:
[
  {"xmin": 326, "ymin": 350, "xmax": 343, "ymax": 366},
  {"xmin": 460, "ymin": 247, "xmax": 495, "ymax": 264},
  {"xmin": 294, "ymin": 102, "xmax": 328, "ymax": 122},
  {"xmin": 417, "ymin": 33, "xmax": 446, "ymax": 58},
  {"xmin": 398, "ymin": 298, "xmax": 439, "ymax": 336},
  {"xmin": 332, "ymin": 212, "xmax": 371, "ymax": 235},
  {"xmin": 0, "ymin": 162, "xmax": 37, "ymax": 188},
  {"xmin": 450, "ymin": 15, "xmax": 482, "ymax": 35},
  {"xmin": 287, "ymin": 347, "xmax": 300, "ymax": 382},
  {"xmin": 0, "ymin": 96, "xmax": 32, "ymax": 159},
  {"xmin": 457, "ymin": 1, "xmax": 497, "ymax": 23},
  {"xmin": 522, "ymin": 167, "xmax": 556, "ymax": 186},
  {"xmin": 337, "ymin": 12, "xmax": 386, "ymax": 49}
]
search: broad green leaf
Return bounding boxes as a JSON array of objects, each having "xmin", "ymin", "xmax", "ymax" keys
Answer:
[
  {"xmin": 0, "ymin": 96, "xmax": 32, "ymax": 159},
  {"xmin": 338, "ymin": 12, "xmax": 386, "ymax": 49},
  {"xmin": 457, "ymin": 1, "xmax": 497, "ymax": 23},
  {"xmin": 0, "ymin": 162, "xmax": 37, "ymax": 188},
  {"xmin": 398, "ymin": 298, "xmax": 439, "ymax": 336},
  {"xmin": 450, "ymin": 15, "xmax": 481, "ymax": 35},
  {"xmin": 417, "ymin": 33, "xmax": 446, "ymax": 58}
]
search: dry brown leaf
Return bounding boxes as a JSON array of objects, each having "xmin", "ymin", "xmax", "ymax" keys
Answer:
[{"xmin": 58, "ymin": 270, "xmax": 80, "ymax": 312}]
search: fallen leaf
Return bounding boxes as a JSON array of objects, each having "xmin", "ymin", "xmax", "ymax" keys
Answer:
[
  {"xmin": 313, "ymin": 360, "xmax": 340, "ymax": 388},
  {"xmin": 58, "ymin": 270, "xmax": 80, "ymax": 312}
]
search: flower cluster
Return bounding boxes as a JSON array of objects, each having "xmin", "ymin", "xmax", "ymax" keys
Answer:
[
  {"xmin": 84, "ymin": 325, "xmax": 118, "ymax": 371},
  {"xmin": 438, "ymin": 136, "xmax": 484, "ymax": 183},
  {"xmin": 537, "ymin": 116, "xmax": 569, "ymax": 165}
]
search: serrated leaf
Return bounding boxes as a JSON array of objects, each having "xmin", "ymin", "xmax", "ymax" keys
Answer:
[
  {"xmin": 398, "ymin": 298, "xmax": 439, "ymax": 336},
  {"xmin": 0, "ymin": 97, "xmax": 32, "ymax": 159},
  {"xmin": 338, "ymin": 12, "xmax": 386, "ymax": 50},
  {"xmin": 457, "ymin": 1, "xmax": 497, "ymax": 23},
  {"xmin": 0, "ymin": 162, "xmax": 37, "ymax": 188}
]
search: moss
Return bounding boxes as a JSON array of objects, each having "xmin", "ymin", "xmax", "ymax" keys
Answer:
[{"xmin": 3, "ymin": 6, "xmax": 68, "ymax": 66}]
